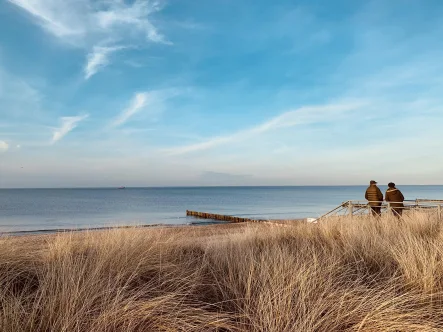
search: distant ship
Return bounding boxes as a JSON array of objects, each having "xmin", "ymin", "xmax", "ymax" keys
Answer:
[{"xmin": 117, "ymin": 186, "xmax": 126, "ymax": 189}]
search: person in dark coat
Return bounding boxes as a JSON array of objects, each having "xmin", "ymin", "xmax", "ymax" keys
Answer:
[
  {"xmin": 365, "ymin": 180, "xmax": 384, "ymax": 216},
  {"xmin": 385, "ymin": 182, "xmax": 405, "ymax": 217}
]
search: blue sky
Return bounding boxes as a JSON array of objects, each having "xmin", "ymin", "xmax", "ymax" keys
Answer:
[{"xmin": 1, "ymin": 0, "xmax": 443, "ymax": 187}]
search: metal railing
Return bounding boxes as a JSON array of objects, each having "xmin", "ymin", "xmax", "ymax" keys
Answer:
[{"xmin": 317, "ymin": 199, "xmax": 443, "ymax": 221}]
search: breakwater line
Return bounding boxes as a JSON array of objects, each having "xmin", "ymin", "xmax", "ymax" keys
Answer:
[{"xmin": 186, "ymin": 210, "xmax": 268, "ymax": 223}]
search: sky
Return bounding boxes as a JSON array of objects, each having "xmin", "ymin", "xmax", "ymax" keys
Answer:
[{"xmin": 1, "ymin": 0, "xmax": 443, "ymax": 188}]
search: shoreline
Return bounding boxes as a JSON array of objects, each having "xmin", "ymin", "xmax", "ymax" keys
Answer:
[
  {"xmin": 1, "ymin": 218, "xmax": 305, "ymax": 238},
  {"xmin": 0, "ymin": 221, "xmax": 221, "ymax": 237}
]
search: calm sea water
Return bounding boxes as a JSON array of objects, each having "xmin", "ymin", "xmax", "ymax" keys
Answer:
[{"xmin": 1, "ymin": 186, "xmax": 442, "ymax": 233}]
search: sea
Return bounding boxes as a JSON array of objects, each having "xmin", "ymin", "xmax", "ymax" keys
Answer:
[{"xmin": 1, "ymin": 186, "xmax": 443, "ymax": 234}]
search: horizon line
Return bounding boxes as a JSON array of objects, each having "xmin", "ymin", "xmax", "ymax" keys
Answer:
[{"xmin": 1, "ymin": 184, "xmax": 442, "ymax": 190}]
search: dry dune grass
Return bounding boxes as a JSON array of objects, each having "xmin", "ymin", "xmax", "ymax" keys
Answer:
[{"xmin": 1, "ymin": 211, "xmax": 443, "ymax": 331}]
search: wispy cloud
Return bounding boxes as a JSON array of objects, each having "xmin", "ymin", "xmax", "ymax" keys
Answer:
[
  {"xmin": 8, "ymin": 0, "xmax": 169, "ymax": 77},
  {"xmin": 8, "ymin": 0, "xmax": 167, "ymax": 43},
  {"xmin": 7, "ymin": 0, "xmax": 86, "ymax": 38},
  {"xmin": 110, "ymin": 89, "xmax": 182, "ymax": 128},
  {"xmin": 0, "ymin": 141, "xmax": 9, "ymax": 152},
  {"xmin": 110, "ymin": 92, "xmax": 150, "ymax": 128},
  {"xmin": 165, "ymin": 102, "xmax": 364, "ymax": 155},
  {"xmin": 84, "ymin": 45, "xmax": 127, "ymax": 79},
  {"xmin": 52, "ymin": 114, "xmax": 89, "ymax": 144},
  {"xmin": 94, "ymin": 1, "xmax": 168, "ymax": 44}
]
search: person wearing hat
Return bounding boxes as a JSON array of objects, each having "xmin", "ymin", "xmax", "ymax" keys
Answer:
[
  {"xmin": 385, "ymin": 182, "xmax": 405, "ymax": 217},
  {"xmin": 365, "ymin": 180, "xmax": 384, "ymax": 216}
]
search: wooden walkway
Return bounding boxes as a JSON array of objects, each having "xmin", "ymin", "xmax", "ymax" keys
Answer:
[{"xmin": 317, "ymin": 199, "xmax": 443, "ymax": 221}]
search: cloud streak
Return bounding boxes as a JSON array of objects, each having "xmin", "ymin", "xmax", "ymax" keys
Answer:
[
  {"xmin": 8, "ymin": 0, "xmax": 169, "ymax": 77},
  {"xmin": 85, "ymin": 45, "xmax": 126, "ymax": 79},
  {"xmin": 8, "ymin": 0, "xmax": 166, "ymax": 43},
  {"xmin": 165, "ymin": 102, "xmax": 364, "ymax": 155},
  {"xmin": 109, "ymin": 89, "xmax": 182, "ymax": 128},
  {"xmin": 110, "ymin": 93, "xmax": 150, "ymax": 128},
  {"xmin": 95, "ymin": 1, "xmax": 168, "ymax": 44},
  {"xmin": 7, "ymin": 0, "xmax": 86, "ymax": 38},
  {"xmin": 52, "ymin": 114, "xmax": 89, "ymax": 144}
]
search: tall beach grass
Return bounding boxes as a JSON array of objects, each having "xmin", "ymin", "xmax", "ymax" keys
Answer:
[{"xmin": 1, "ymin": 211, "xmax": 443, "ymax": 331}]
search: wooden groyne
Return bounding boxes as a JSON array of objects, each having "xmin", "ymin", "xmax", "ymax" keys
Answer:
[{"xmin": 186, "ymin": 210, "xmax": 265, "ymax": 223}]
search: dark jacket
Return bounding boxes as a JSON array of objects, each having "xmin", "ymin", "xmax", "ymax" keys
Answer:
[
  {"xmin": 385, "ymin": 187, "xmax": 404, "ymax": 207},
  {"xmin": 365, "ymin": 185, "xmax": 383, "ymax": 206}
]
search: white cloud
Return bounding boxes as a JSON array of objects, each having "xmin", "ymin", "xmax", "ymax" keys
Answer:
[
  {"xmin": 110, "ymin": 93, "xmax": 150, "ymax": 128},
  {"xmin": 110, "ymin": 89, "xmax": 181, "ymax": 128},
  {"xmin": 94, "ymin": 1, "xmax": 168, "ymax": 44},
  {"xmin": 8, "ymin": 0, "xmax": 169, "ymax": 77},
  {"xmin": 52, "ymin": 114, "xmax": 89, "ymax": 144},
  {"xmin": 84, "ymin": 45, "xmax": 126, "ymax": 79},
  {"xmin": 7, "ymin": 0, "xmax": 86, "ymax": 39},
  {"xmin": 8, "ymin": 0, "xmax": 166, "ymax": 43},
  {"xmin": 0, "ymin": 141, "xmax": 9, "ymax": 152},
  {"xmin": 165, "ymin": 102, "xmax": 364, "ymax": 155}
]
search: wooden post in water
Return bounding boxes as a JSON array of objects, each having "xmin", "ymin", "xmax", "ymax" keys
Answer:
[{"xmin": 186, "ymin": 210, "xmax": 266, "ymax": 223}]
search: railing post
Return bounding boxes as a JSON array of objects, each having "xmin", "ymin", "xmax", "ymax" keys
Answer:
[
  {"xmin": 349, "ymin": 202, "xmax": 354, "ymax": 217},
  {"xmin": 368, "ymin": 205, "xmax": 372, "ymax": 216},
  {"xmin": 387, "ymin": 202, "xmax": 391, "ymax": 215},
  {"xmin": 438, "ymin": 204, "xmax": 442, "ymax": 221}
]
